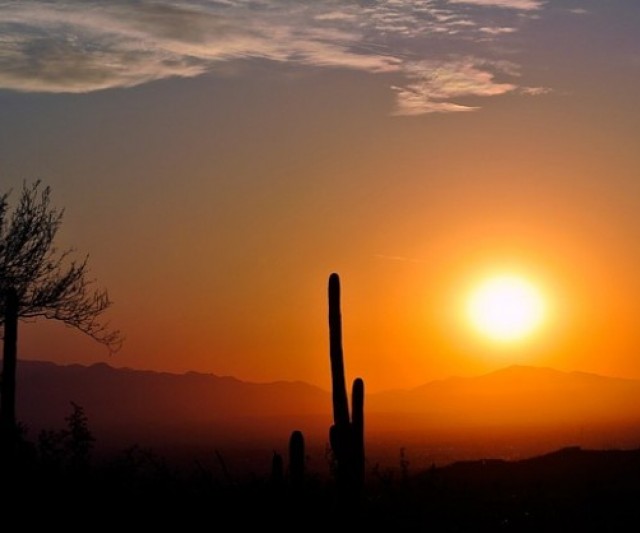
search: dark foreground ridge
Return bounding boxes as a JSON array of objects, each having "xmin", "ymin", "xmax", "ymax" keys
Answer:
[{"xmin": 5, "ymin": 444, "xmax": 640, "ymax": 530}]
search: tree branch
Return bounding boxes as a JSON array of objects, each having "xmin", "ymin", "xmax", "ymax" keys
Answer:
[{"xmin": 0, "ymin": 181, "xmax": 122, "ymax": 353}]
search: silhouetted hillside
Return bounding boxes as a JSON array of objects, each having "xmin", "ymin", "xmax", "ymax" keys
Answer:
[
  {"xmin": 8, "ymin": 438, "xmax": 640, "ymax": 530},
  {"xmin": 371, "ymin": 365, "xmax": 640, "ymax": 428},
  {"xmin": 17, "ymin": 360, "xmax": 332, "ymax": 449},
  {"xmin": 16, "ymin": 361, "xmax": 640, "ymax": 460},
  {"xmin": 383, "ymin": 447, "xmax": 640, "ymax": 530}
]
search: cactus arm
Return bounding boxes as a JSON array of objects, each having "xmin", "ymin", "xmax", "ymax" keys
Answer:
[{"xmin": 352, "ymin": 377, "xmax": 365, "ymax": 489}]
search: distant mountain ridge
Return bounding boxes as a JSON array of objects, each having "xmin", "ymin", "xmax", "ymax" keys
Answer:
[
  {"xmin": 16, "ymin": 360, "xmax": 332, "ymax": 446},
  {"xmin": 14, "ymin": 360, "xmax": 640, "ymax": 454},
  {"xmin": 370, "ymin": 364, "xmax": 640, "ymax": 427}
]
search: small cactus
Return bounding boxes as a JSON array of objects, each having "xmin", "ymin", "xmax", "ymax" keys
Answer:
[
  {"xmin": 289, "ymin": 430, "xmax": 305, "ymax": 488},
  {"xmin": 271, "ymin": 451, "xmax": 284, "ymax": 486}
]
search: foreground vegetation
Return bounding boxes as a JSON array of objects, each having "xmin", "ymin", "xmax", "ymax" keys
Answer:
[{"xmin": 5, "ymin": 408, "xmax": 640, "ymax": 531}]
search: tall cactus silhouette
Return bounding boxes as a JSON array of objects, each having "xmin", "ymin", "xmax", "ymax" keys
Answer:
[{"xmin": 328, "ymin": 273, "xmax": 365, "ymax": 495}]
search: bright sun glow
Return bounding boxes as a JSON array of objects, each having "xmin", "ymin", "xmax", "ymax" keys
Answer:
[{"xmin": 467, "ymin": 275, "xmax": 545, "ymax": 342}]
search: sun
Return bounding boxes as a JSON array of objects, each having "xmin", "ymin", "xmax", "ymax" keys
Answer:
[{"xmin": 467, "ymin": 274, "xmax": 546, "ymax": 342}]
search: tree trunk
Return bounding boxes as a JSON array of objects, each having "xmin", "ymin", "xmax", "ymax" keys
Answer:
[{"xmin": 1, "ymin": 287, "xmax": 18, "ymax": 457}]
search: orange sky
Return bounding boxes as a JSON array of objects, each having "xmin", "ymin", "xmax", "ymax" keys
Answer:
[{"xmin": 3, "ymin": 1, "xmax": 640, "ymax": 392}]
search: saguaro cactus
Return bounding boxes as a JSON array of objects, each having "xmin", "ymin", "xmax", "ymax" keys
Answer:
[
  {"xmin": 271, "ymin": 451, "xmax": 284, "ymax": 486},
  {"xmin": 327, "ymin": 273, "xmax": 365, "ymax": 494},
  {"xmin": 328, "ymin": 273, "xmax": 350, "ymax": 429},
  {"xmin": 289, "ymin": 430, "xmax": 305, "ymax": 488}
]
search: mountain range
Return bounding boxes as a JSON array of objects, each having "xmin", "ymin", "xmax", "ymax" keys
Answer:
[{"xmin": 14, "ymin": 360, "xmax": 640, "ymax": 462}]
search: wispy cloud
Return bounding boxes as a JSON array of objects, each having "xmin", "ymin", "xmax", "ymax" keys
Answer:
[
  {"xmin": 393, "ymin": 59, "xmax": 517, "ymax": 115},
  {"xmin": 0, "ymin": 0, "xmax": 551, "ymax": 115},
  {"xmin": 447, "ymin": 0, "xmax": 544, "ymax": 10},
  {"xmin": 479, "ymin": 26, "xmax": 517, "ymax": 35},
  {"xmin": 568, "ymin": 8, "xmax": 590, "ymax": 16},
  {"xmin": 374, "ymin": 254, "xmax": 428, "ymax": 264},
  {"xmin": 521, "ymin": 86, "xmax": 552, "ymax": 96}
]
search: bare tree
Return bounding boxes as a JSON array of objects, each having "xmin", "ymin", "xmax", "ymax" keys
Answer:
[{"xmin": 0, "ymin": 181, "xmax": 121, "ymax": 457}]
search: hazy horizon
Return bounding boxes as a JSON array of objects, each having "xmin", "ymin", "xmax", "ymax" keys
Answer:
[
  {"xmin": 18, "ymin": 355, "xmax": 640, "ymax": 390},
  {"xmin": 13, "ymin": 358, "xmax": 640, "ymax": 472}
]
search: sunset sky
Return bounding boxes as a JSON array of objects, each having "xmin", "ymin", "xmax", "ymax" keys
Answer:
[{"xmin": 1, "ymin": 0, "xmax": 639, "ymax": 392}]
